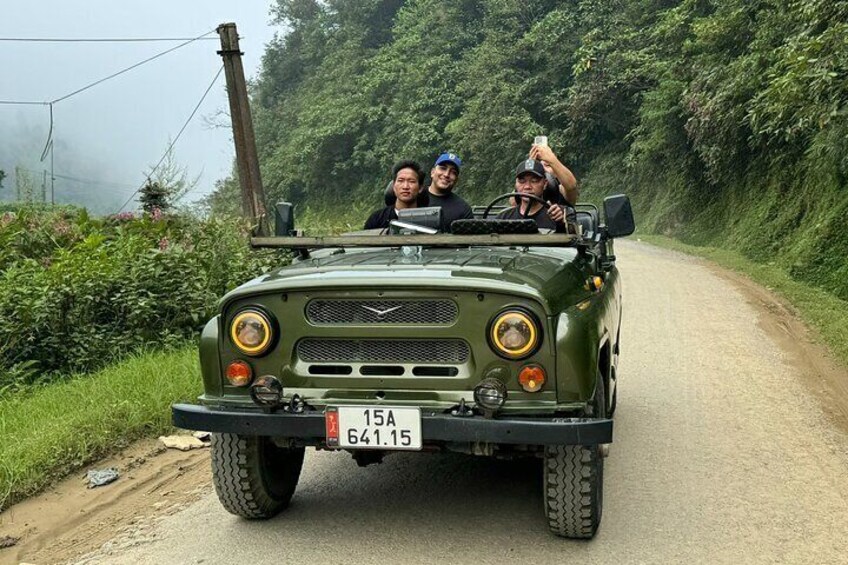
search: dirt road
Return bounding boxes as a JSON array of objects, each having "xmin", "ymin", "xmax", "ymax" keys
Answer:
[{"xmin": 3, "ymin": 241, "xmax": 848, "ymax": 564}]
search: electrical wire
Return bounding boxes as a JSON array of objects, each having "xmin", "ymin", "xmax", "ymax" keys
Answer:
[
  {"xmin": 39, "ymin": 103, "xmax": 53, "ymax": 162},
  {"xmin": 50, "ymin": 29, "xmax": 216, "ymax": 104},
  {"xmin": 0, "ymin": 100, "xmax": 48, "ymax": 105},
  {"xmin": 0, "ymin": 30, "xmax": 215, "ymax": 107},
  {"xmin": 52, "ymin": 172, "xmax": 137, "ymax": 188},
  {"xmin": 115, "ymin": 65, "xmax": 225, "ymax": 213},
  {"xmin": 14, "ymin": 167, "xmax": 137, "ymax": 191},
  {"xmin": 0, "ymin": 37, "xmax": 218, "ymax": 43}
]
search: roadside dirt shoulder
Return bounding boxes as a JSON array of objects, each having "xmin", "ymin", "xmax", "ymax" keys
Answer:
[
  {"xmin": 0, "ymin": 438, "xmax": 211, "ymax": 565},
  {"xmin": 703, "ymin": 258, "xmax": 848, "ymax": 438}
]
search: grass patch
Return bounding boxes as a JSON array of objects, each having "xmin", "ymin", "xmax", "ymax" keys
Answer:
[
  {"xmin": 639, "ymin": 234, "xmax": 848, "ymax": 366},
  {"xmin": 0, "ymin": 346, "xmax": 200, "ymax": 511}
]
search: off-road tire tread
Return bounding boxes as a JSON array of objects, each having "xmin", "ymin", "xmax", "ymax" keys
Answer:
[
  {"xmin": 210, "ymin": 433, "xmax": 304, "ymax": 519},
  {"xmin": 544, "ymin": 444, "xmax": 602, "ymax": 538},
  {"xmin": 543, "ymin": 375, "xmax": 605, "ymax": 539}
]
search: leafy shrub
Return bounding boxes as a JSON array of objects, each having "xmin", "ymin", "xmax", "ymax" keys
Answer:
[{"xmin": 0, "ymin": 207, "xmax": 289, "ymax": 384}]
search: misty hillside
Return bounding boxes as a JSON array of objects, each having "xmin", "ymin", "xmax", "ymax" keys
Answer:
[{"xmin": 214, "ymin": 0, "xmax": 847, "ymax": 300}]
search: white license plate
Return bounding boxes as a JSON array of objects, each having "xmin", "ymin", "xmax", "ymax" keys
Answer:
[{"xmin": 325, "ymin": 406, "xmax": 422, "ymax": 451}]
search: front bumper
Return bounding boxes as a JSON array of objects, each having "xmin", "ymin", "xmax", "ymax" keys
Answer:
[{"xmin": 172, "ymin": 404, "xmax": 612, "ymax": 446}]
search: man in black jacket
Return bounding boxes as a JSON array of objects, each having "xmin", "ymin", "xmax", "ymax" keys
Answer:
[
  {"xmin": 425, "ymin": 152, "xmax": 473, "ymax": 231},
  {"xmin": 364, "ymin": 160, "xmax": 427, "ymax": 230}
]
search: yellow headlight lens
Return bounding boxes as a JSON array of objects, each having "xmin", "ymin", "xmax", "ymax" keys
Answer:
[
  {"xmin": 230, "ymin": 310, "xmax": 272, "ymax": 355},
  {"xmin": 490, "ymin": 310, "xmax": 539, "ymax": 359}
]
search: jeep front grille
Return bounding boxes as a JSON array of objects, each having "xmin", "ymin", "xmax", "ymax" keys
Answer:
[
  {"xmin": 297, "ymin": 338, "xmax": 469, "ymax": 364},
  {"xmin": 305, "ymin": 299, "xmax": 457, "ymax": 325}
]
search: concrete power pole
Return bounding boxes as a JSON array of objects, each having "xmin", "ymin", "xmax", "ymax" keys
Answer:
[{"xmin": 217, "ymin": 22, "xmax": 269, "ymax": 236}]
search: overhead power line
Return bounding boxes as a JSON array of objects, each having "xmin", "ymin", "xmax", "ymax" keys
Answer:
[
  {"xmin": 52, "ymin": 172, "xmax": 136, "ymax": 188},
  {"xmin": 0, "ymin": 100, "xmax": 48, "ymax": 105},
  {"xmin": 51, "ymin": 30, "xmax": 216, "ymax": 104},
  {"xmin": 116, "ymin": 65, "xmax": 225, "ymax": 213},
  {"xmin": 0, "ymin": 29, "xmax": 216, "ymax": 106},
  {"xmin": 16, "ymin": 167, "xmax": 137, "ymax": 190},
  {"xmin": 0, "ymin": 36, "xmax": 219, "ymax": 43}
]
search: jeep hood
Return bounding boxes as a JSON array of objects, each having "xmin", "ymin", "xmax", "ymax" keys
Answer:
[{"xmin": 224, "ymin": 246, "xmax": 594, "ymax": 314}]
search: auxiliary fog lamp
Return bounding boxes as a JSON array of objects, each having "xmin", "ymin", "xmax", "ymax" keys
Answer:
[
  {"xmin": 474, "ymin": 378, "xmax": 508, "ymax": 416},
  {"xmin": 250, "ymin": 375, "xmax": 283, "ymax": 407}
]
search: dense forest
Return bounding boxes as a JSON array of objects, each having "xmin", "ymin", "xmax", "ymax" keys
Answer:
[{"xmin": 208, "ymin": 0, "xmax": 848, "ymax": 300}]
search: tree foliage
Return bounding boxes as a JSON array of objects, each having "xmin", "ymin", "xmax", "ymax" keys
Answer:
[{"xmin": 209, "ymin": 0, "xmax": 847, "ymax": 298}]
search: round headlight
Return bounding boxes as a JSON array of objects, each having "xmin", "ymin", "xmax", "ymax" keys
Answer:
[
  {"xmin": 230, "ymin": 309, "xmax": 273, "ymax": 356},
  {"xmin": 488, "ymin": 310, "xmax": 540, "ymax": 359}
]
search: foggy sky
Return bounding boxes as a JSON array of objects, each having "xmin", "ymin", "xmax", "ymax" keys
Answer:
[{"xmin": 0, "ymin": 1, "xmax": 279, "ymax": 213}]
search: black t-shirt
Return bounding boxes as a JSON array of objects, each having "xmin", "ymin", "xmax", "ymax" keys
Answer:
[
  {"xmin": 426, "ymin": 191, "xmax": 473, "ymax": 232},
  {"xmin": 364, "ymin": 207, "xmax": 398, "ymax": 230},
  {"xmin": 497, "ymin": 205, "xmax": 566, "ymax": 232}
]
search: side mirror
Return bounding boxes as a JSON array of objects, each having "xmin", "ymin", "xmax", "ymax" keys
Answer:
[
  {"xmin": 603, "ymin": 194, "xmax": 635, "ymax": 238},
  {"xmin": 274, "ymin": 202, "xmax": 295, "ymax": 236}
]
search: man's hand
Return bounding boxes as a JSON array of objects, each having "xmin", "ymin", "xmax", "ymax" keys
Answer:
[
  {"xmin": 547, "ymin": 201, "xmax": 565, "ymax": 223},
  {"xmin": 530, "ymin": 144, "xmax": 557, "ymax": 164},
  {"xmin": 530, "ymin": 143, "xmax": 579, "ymax": 205}
]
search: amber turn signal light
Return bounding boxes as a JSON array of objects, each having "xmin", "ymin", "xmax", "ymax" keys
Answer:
[
  {"xmin": 518, "ymin": 365, "xmax": 546, "ymax": 392},
  {"xmin": 585, "ymin": 276, "xmax": 604, "ymax": 292},
  {"xmin": 226, "ymin": 360, "xmax": 253, "ymax": 387}
]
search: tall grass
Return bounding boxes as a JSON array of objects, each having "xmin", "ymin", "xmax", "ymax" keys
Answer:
[{"xmin": 0, "ymin": 346, "xmax": 200, "ymax": 511}]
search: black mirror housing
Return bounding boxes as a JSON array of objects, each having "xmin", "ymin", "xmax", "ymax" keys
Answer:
[
  {"xmin": 603, "ymin": 194, "xmax": 635, "ymax": 238},
  {"xmin": 274, "ymin": 202, "xmax": 295, "ymax": 236}
]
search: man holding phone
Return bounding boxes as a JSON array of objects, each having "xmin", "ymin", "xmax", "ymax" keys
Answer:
[{"xmin": 530, "ymin": 137, "xmax": 579, "ymax": 206}]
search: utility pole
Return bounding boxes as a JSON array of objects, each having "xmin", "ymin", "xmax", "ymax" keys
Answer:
[{"xmin": 217, "ymin": 22, "xmax": 269, "ymax": 236}]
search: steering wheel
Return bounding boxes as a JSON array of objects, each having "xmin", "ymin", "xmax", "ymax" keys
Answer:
[{"xmin": 482, "ymin": 192, "xmax": 550, "ymax": 219}]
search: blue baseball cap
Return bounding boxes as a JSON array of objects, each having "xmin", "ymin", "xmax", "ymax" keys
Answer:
[{"xmin": 434, "ymin": 152, "xmax": 462, "ymax": 171}]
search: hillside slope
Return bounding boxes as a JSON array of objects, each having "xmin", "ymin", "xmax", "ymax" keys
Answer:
[{"xmin": 210, "ymin": 0, "xmax": 847, "ymax": 300}]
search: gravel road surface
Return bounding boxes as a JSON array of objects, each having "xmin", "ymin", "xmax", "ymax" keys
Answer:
[{"xmin": 7, "ymin": 241, "xmax": 848, "ymax": 565}]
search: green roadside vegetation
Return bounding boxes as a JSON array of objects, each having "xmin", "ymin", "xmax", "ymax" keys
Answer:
[
  {"xmin": 639, "ymin": 234, "xmax": 848, "ymax": 366},
  {"xmin": 0, "ymin": 205, "xmax": 288, "ymax": 384},
  {"xmin": 0, "ymin": 346, "xmax": 199, "ymax": 511},
  {"xmin": 0, "ymin": 204, "xmax": 363, "ymax": 511}
]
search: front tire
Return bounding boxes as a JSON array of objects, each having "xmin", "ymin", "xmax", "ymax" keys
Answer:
[
  {"xmin": 543, "ymin": 377, "xmax": 605, "ymax": 538},
  {"xmin": 211, "ymin": 433, "xmax": 304, "ymax": 519}
]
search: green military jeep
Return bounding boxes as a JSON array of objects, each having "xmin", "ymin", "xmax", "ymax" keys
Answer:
[{"xmin": 173, "ymin": 192, "xmax": 635, "ymax": 539}]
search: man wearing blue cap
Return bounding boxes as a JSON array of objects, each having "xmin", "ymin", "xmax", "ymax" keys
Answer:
[{"xmin": 426, "ymin": 152, "xmax": 473, "ymax": 232}]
